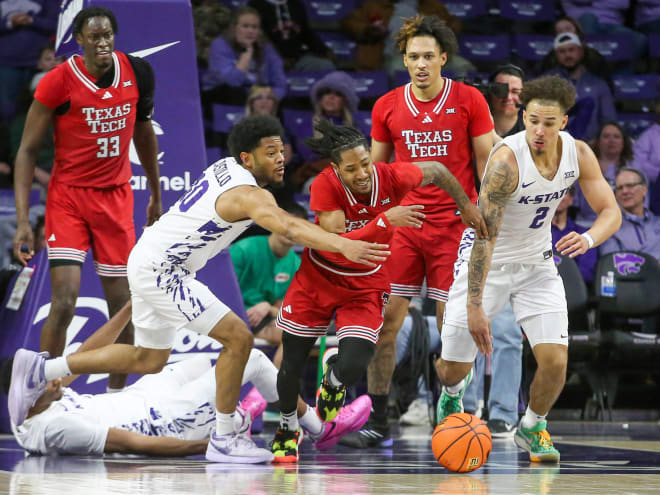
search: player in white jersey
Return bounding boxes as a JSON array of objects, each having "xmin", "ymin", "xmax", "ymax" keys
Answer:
[
  {"xmin": 8, "ymin": 115, "xmax": 389, "ymax": 464},
  {"xmin": 434, "ymin": 76, "xmax": 621, "ymax": 462}
]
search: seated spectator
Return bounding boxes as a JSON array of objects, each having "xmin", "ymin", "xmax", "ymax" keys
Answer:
[
  {"xmin": 633, "ymin": 0, "xmax": 660, "ymax": 36},
  {"xmin": 488, "ymin": 64, "xmax": 525, "ymax": 138},
  {"xmin": 632, "ymin": 99, "xmax": 660, "ymax": 187},
  {"xmin": 543, "ymin": 32, "xmax": 616, "ymax": 141},
  {"xmin": 599, "ymin": 168, "xmax": 660, "ymax": 260},
  {"xmin": 574, "ymin": 122, "xmax": 634, "ymax": 226},
  {"xmin": 29, "ymin": 44, "xmax": 63, "ymax": 93},
  {"xmin": 560, "ymin": 0, "xmax": 647, "ymax": 61},
  {"xmin": 539, "ymin": 16, "xmax": 611, "ymax": 88},
  {"xmin": 203, "ymin": 6, "xmax": 287, "ymax": 106},
  {"xmin": 247, "ymin": 0, "xmax": 335, "ymax": 71},
  {"xmin": 229, "ymin": 202, "xmax": 307, "ymax": 367},
  {"xmin": 192, "ymin": 1, "xmax": 231, "ymax": 66},
  {"xmin": 551, "ymin": 187, "xmax": 598, "ymax": 285},
  {"xmin": 291, "ymin": 71, "xmax": 360, "ymax": 191}
]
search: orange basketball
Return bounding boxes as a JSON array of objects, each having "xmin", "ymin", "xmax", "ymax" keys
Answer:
[{"xmin": 431, "ymin": 413, "xmax": 492, "ymax": 473}]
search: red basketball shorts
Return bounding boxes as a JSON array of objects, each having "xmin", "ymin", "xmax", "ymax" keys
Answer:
[
  {"xmin": 388, "ymin": 213, "xmax": 466, "ymax": 302},
  {"xmin": 45, "ymin": 181, "xmax": 135, "ymax": 276},
  {"xmin": 275, "ymin": 260, "xmax": 387, "ymax": 345}
]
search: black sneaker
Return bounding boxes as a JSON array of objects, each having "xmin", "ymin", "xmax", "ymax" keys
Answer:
[
  {"xmin": 338, "ymin": 418, "xmax": 393, "ymax": 448},
  {"xmin": 487, "ymin": 418, "xmax": 515, "ymax": 438}
]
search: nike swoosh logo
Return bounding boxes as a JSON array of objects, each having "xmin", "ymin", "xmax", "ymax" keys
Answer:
[
  {"xmin": 522, "ymin": 181, "xmax": 535, "ymax": 188},
  {"xmin": 130, "ymin": 41, "xmax": 181, "ymax": 58},
  {"xmin": 26, "ymin": 359, "xmax": 40, "ymax": 389}
]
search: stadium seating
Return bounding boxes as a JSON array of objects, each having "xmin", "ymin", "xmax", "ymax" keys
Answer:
[
  {"xmin": 585, "ymin": 33, "xmax": 633, "ymax": 62},
  {"xmin": 616, "ymin": 112, "xmax": 656, "ymax": 138},
  {"xmin": 285, "ymin": 70, "xmax": 333, "ymax": 99},
  {"xmin": 612, "ymin": 74, "xmax": 660, "ymax": 100},
  {"xmin": 513, "ymin": 34, "xmax": 554, "ymax": 61},
  {"xmin": 354, "ymin": 110, "xmax": 372, "ymax": 138},
  {"xmin": 304, "ymin": 0, "xmax": 358, "ymax": 29},
  {"xmin": 650, "ymin": 34, "xmax": 660, "ymax": 59},
  {"xmin": 211, "ymin": 104, "xmax": 245, "ymax": 134},
  {"xmin": 444, "ymin": 0, "xmax": 488, "ymax": 19},
  {"xmin": 318, "ymin": 31, "xmax": 358, "ymax": 65},
  {"xmin": 350, "ymin": 70, "xmax": 390, "ymax": 99},
  {"xmin": 498, "ymin": 0, "xmax": 556, "ymax": 22},
  {"xmin": 459, "ymin": 34, "xmax": 511, "ymax": 63}
]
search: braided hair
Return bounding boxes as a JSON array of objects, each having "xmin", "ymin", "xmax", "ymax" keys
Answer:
[{"xmin": 304, "ymin": 119, "xmax": 368, "ymax": 165}]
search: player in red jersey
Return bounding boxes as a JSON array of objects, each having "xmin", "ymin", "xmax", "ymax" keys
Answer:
[
  {"xmin": 12, "ymin": 7, "xmax": 162, "ymax": 390},
  {"xmin": 341, "ymin": 15, "xmax": 495, "ymax": 448},
  {"xmin": 270, "ymin": 119, "xmax": 486, "ymax": 463}
]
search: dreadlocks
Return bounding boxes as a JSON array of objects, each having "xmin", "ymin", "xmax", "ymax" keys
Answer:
[{"xmin": 304, "ymin": 119, "xmax": 368, "ymax": 165}]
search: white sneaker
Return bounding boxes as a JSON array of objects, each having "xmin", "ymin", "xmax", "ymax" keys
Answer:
[
  {"xmin": 206, "ymin": 432, "xmax": 274, "ymax": 464},
  {"xmin": 400, "ymin": 398, "xmax": 430, "ymax": 426}
]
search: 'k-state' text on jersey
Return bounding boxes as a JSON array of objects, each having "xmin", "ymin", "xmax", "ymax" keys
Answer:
[
  {"xmin": 308, "ymin": 161, "xmax": 423, "ymax": 289},
  {"xmin": 458, "ymin": 130, "xmax": 580, "ymax": 265},
  {"xmin": 136, "ymin": 157, "xmax": 257, "ymax": 274},
  {"xmin": 371, "ymin": 79, "xmax": 493, "ymax": 216},
  {"xmin": 35, "ymin": 51, "xmax": 153, "ymax": 188}
]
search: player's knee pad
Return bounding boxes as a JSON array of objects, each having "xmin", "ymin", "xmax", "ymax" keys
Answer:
[
  {"xmin": 276, "ymin": 365, "xmax": 300, "ymax": 411},
  {"xmin": 333, "ymin": 337, "xmax": 375, "ymax": 386}
]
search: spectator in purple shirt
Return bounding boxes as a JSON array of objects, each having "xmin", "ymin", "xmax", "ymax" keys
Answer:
[
  {"xmin": 203, "ymin": 6, "xmax": 287, "ymax": 105},
  {"xmin": 0, "ymin": 0, "xmax": 57, "ymax": 124},
  {"xmin": 599, "ymin": 168, "xmax": 660, "ymax": 260},
  {"xmin": 552, "ymin": 186, "xmax": 598, "ymax": 284},
  {"xmin": 543, "ymin": 33, "xmax": 616, "ymax": 141},
  {"xmin": 632, "ymin": 99, "xmax": 660, "ymax": 188}
]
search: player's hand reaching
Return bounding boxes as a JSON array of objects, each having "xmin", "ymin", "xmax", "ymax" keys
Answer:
[
  {"xmin": 467, "ymin": 304, "xmax": 493, "ymax": 355},
  {"xmin": 459, "ymin": 203, "xmax": 488, "ymax": 239},
  {"xmin": 144, "ymin": 196, "xmax": 162, "ymax": 228},
  {"xmin": 12, "ymin": 222, "xmax": 34, "ymax": 266},
  {"xmin": 384, "ymin": 205, "xmax": 425, "ymax": 228},
  {"xmin": 340, "ymin": 239, "xmax": 390, "ymax": 267},
  {"xmin": 555, "ymin": 231, "xmax": 589, "ymax": 258}
]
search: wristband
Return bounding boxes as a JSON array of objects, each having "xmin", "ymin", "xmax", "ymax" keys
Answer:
[{"xmin": 581, "ymin": 232, "xmax": 594, "ymax": 249}]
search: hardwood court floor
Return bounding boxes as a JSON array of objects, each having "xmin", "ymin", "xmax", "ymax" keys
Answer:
[{"xmin": 1, "ymin": 421, "xmax": 659, "ymax": 494}]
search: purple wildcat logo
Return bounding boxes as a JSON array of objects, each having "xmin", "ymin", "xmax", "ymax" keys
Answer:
[
  {"xmin": 553, "ymin": 255, "xmax": 562, "ymax": 265},
  {"xmin": 613, "ymin": 253, "xmax": 645, "ymax": 275}
]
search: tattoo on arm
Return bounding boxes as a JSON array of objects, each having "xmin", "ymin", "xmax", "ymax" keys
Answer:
[
  {"xmin": 467, "ymin": 159, "xmax": 516, "ymax": 305},
  {"xmin": 419, "ymin": 162, "xmax": 469, "ymax": 208}
]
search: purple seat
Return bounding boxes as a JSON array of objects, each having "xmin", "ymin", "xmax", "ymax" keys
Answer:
[
  {"xmin": 350, "ymin": 71, "xmax": 389, "ymax": 98},
  {"xmin": 649, "ymin": 34, "xmax": 660, "ymax": 58},
  {"xmin": 212, "ymin": 104, "xmax": 245, "ymax": 134},
  {"xmin": 499, "ymin": 0, "xmax": 556, "ymax": 21},
  {"xmin": 355, "ymin": 110, "xmax": 372, "ymax": 137},
  {"xmin": 585, "ymin": 34, "xmax": 633, "ymax": 62},
  {"xmin": 444, "ymin": 0, "xmax": 488, "ymax": 19},
  {"xmin": 286, "ymin": 70, "xmax": 333, "ymax": 98},
  {"xmin": 282, "ymin": 109, "xmax": 314, "ymax": 139},
  {"xmin": 612, "ymin": 75, "xmax": 660, "ymax": 100},
  {"xmin": 318, "ymin": 32, "xmax": 357, "ymax": 62},
  {"xmin": 459, "ymin": 35, "xmax": 511, "ymax": 62},
  {"xmin": 304, "ymin": 0, "xmax": 357, "ymax": 24},
  {"xmin": 217, "ymin": 0, "xmax": 244, "ymax": 9},
  {"xmin": 616, "ymin": 112, "xmax": 656, "ymax": 138},
  {"xmin": 514, "ymin": 34, "xmax": 554, "ymax": 61}
]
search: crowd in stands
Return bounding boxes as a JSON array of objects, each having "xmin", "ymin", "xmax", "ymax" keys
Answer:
[{"xmin": 0, "ymin": 0, "xmax": 659, "ymax": 425}]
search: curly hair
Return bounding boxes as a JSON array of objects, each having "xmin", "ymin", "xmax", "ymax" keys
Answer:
[
  {"xmin": 590, "ymin": 121, "xmax": 634, "ymax": 167},
  {"xmin": 73, "ymin": 7, "xmax": 118, "ymax": 37},
  {"xmin": 520, "ymin": 75, "xmax": 576, "ymax": 114},
  {"xmin": 227, "ymin": 115, "xmax": 284, "ymax": 162},
  {"xmin": 395, "ymin": 15, "xmax": 458, "ymax": 62},
  {"xmin": 304, "ymin": 119, "xmax": 367, "ymax": 165}
]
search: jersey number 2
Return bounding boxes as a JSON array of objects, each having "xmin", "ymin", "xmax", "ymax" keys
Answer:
[
  {"xmin": 97, "ymin": 136, "xmax": 120, "ymax": 158},
  {"xmin": 529, "ymin": 206, "xmax": 549, "ymax": 229}
]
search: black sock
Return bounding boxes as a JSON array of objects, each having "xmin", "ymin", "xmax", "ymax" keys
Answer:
[{"xmin": 369, "ymin": 394, "xmax": 389, "ymax": 424}]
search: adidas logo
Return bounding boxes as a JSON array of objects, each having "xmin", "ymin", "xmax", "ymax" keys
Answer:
[
  {"xmin": 101, "ymin": 91, "xmax": 113, "ymax": 99},
  {"xmin": 358, "ymin": 208, "xmax": 368, "ymax": 214},
  {"xmin": 422, "ymin": 114, "xmax": 433, "ymax": 123},
  {"xmin": 283, "ymin": 305, "xmax": 292, "ymax": 313},
  {"xmin": 48, "ymin": 234, "xmax": 56, "ymax": 242},
  {"xmin": 123, "ymin": 80, "xmax": 133, "ymax": 87},
  {"xmin": 377, "ymin": 218, "xmax": 386, "ymax": 228}
]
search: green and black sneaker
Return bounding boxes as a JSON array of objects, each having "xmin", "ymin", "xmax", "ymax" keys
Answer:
[
  {"xmin": 315, "ymin": 347, "xmax": 346, "ymax": 422},
  {"xmin": 272, "ymin": 427, "xmax": 303, "ymax": 464}
]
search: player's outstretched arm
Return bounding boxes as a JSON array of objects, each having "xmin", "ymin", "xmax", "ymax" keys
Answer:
[
  {"xmin": 467, "ymin": 147, "xmax": 518, "ymax": 355},
  {"xmin": 13, "ymin": 100, "xmax": 54, "ymax": 264},
  {"xmin": 104, "ymin": 428, "xmax": 208, "ymax": 456},
  {"xmin": 415, "ymin": 161, "xmax": 488, "ymax": 238},
  {"xmin": 555, "ymin": 141, "xmax": 622, "ymax": 258},
  {"xmin": 133, "ymin": 120, "xmax": 162, "ymax": 227},
  {"xmin": 218, "ymin": 186, "xmax": 390, "ymax": 267},
  {"xmin": 371, "ymin": 138, "xmax": 394, "ymax": 163}
]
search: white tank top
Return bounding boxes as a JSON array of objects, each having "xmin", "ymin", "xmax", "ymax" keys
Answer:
[
  {"xmin": 136, "ymin": 157, "xmax": 257, "ymax": 273},
  {"xmin": 459, "ymin": 130, "xmax": 579, "ymax": 265}
]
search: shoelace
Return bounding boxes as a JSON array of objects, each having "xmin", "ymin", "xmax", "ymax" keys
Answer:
[{"xmin": 535, "ymin": 430, "xmax": 554, "ymax": 449}]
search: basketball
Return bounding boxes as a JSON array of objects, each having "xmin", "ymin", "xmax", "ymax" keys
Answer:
[{"xmin": 431, "ymin": 413, "xmax": 492, "ymax": 473}]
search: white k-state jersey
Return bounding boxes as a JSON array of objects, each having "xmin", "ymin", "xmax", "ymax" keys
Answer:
[
  {"xmin": 137, "ymin": 157, "xmax": 257, "ymax": 273},
  {"xmin": 459, "ymin": 130, "xmax": 579, "ymax": 265}
]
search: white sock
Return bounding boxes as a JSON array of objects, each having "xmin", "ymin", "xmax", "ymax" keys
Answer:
[
  {"xmin": 105, "ymin": 386, "xmax": 123, "ymax": 394},
  {"xmin": 215, "ymin": 410, "xmax": 236, "ymax": 435},
  {"xmin": 521, "ymin": 406, "xmax": 546, "ymax": 429},
  {"xmin": 44, "ymin": 357, "xmax": 71, "ymax": 381},
  {"xmin": 327, "ymin": 368, "xmax": 342, "ymax": 388},
  {"xmin": 299, "ymin": 405, "xmax": 323, "ymax": 437},
  {"xmin": 279, "ymin": 410, "xmax": 299, "ymax": 431},
  {"xmin": 445, "ymin": 378, "xmax": 466, "ymax": 396}
]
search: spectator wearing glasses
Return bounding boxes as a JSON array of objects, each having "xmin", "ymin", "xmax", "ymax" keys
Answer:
[{"xmin": 599, "ymin": 168, "xmax": 660, "ymax": 260}]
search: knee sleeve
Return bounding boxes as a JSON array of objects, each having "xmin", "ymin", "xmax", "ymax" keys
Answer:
[
  {"xmin": 332, "ymin": 337, "xmax": 376, "ymax": 387},
  {"xmin": 277, "ymin": 332, "xmax": 317, "ymax": 412}
]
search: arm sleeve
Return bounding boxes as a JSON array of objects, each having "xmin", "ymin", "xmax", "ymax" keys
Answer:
[
  {"xmin": 43, "ymin": 415, "xmax": 108, "ymax": 455},
  {"xmin": 126, "ymin": 55, "xmax": 155, "ymax": 121},
  {"xmin": 33, "ymin": 67, "xmax": 68, "ymax": 109},
  {"xmin": 466, "ymin": 86, "xmax": 494, "ymax": 137},
  {"xmin": 340, "ymin": 212, "xmax": 393, "ymax": 243},
  {"xmin": 370, "ymin": 93, "xmax": 394, "ymax": 143},
  {"xmin": 206, "ymin": 37, "xmax": 251, "ymax": 89}
]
